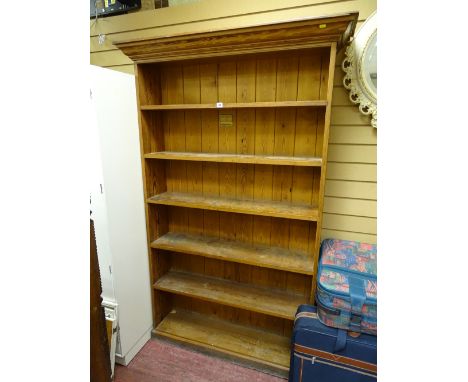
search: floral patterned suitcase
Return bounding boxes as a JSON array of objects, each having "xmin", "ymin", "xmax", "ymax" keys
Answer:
[{"xmin": 316, "ymin": 239, "xmax": 377, "ymax": 335}]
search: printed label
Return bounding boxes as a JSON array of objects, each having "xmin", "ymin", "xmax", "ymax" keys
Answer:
[{"xmin": 219, "ymin": 114, "xmax": 233, "ymax": 127}]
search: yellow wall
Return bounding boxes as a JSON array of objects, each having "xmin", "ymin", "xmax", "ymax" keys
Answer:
[{"xmin": 90, "ymin": 0, "xmax": 377, "ymax": 244}]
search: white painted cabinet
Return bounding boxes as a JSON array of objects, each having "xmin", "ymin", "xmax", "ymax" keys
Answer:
[{"xmin": 90, "ymin": 65, "xmax": 152, "ymax": 367}]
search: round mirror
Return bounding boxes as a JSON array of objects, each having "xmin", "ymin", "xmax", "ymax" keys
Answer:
[
  {"xmin": 362, "ymin": 31, "xmax": 377, "ymax": 97},
  {"xmin": 342, "ymin": 11, "xmax": 377, "ymax": 128}
]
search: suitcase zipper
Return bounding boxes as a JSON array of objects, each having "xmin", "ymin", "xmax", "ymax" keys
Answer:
[{"xmin": 319, "ymin": 263, "xmax": 377, "ymax": 282}]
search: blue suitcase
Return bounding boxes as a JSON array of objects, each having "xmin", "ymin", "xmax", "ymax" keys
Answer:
[{"xmin": 289, "ymin": 305, "xmax": 377, "ymax": 381}]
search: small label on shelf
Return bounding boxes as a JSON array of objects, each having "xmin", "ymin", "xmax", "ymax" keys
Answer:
[
  {"xmin": 219, "ymin": 114, "xmax": 233, "ymax": 127},
  {"xmin": 216, "ymin": 102, "xmax": 224, "ymax": 108}
]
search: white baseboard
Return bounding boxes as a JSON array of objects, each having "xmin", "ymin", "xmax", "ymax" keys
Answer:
[{"xmin": 115, "ymin": 326, "xmax": 152, "ymax": 366}]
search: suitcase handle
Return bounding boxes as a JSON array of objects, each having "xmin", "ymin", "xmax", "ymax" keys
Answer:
[
  {"xmin": 349, "ymin": 276, "xmax": 367, "ymax": 313},
  {"xmin": 334, "ymin": 329, "xmax": 347, "ymax": 352}
]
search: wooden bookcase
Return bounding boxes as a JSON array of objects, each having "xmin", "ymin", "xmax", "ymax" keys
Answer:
[{"xmin": 115, "ymin": 13, "xmax": 357, "ymax": 372}]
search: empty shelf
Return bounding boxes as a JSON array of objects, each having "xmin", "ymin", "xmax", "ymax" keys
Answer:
[
  {"xmin": 154, "ymin": 271, "xmax": 306, "ymax": 320},
  {"xmin": 155, "ymin": 309, "xmax": 291, "ymax": 371},
  {"xmin": 151, "ymin": 232, "xmax": 314, "ymax": 275},
  {"xmin": 147, "ymin": 192, "xmax": 319, "ymax": 221},
  {"xmin": 140, "ymin": 100, "xmax": 327, "ymax": 110},
  {"xmin": 144, "ymin": 151, "xmax": 322, "ymax": 167}
]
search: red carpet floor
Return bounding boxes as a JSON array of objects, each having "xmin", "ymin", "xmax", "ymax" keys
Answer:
[{"xmin": 114, "ymin": 338, "xmax": 287, "ymax": 382}]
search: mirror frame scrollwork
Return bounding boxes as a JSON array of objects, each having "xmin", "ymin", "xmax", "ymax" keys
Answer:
[{"xmin": 342, "ymin": 11, "xmax": 377, "ymax": 128}]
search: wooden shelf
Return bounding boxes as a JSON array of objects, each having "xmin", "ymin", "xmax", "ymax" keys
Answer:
[
  {"xmin": 155, "ymin": 310, "xmax": 290, "ymax": 371},
  {"xmin": 147, "ymin": 192, "xmax": 319, "ymax": 221},
  {"xmin": 155, "ymin": 271, "xmax": 306, "ymax": 320},
  {"xmin": 140, "ymin": 100, "xmax": 327, "ymax": 110},
  {"xmin": 144, "ymin": 151, "xmax": 322, "ymax": 167},
  {"xmin": 151, "ymin": 232, "xmax": 314, "ymax": 275}
]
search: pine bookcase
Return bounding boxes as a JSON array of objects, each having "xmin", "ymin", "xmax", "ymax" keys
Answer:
[{"xmin": 114, "ymin": 13, "xmax": 358, "ymax": 372}]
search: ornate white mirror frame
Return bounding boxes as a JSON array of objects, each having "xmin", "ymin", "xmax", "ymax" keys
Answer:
[{"xmin": 342, "ymin": 11, "xmax": 377, "ymax": 128}]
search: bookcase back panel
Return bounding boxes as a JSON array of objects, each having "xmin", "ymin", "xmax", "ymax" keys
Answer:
[
  {"xmin": 137, "ymin": 65, "xmax": 161, "ymax": 105},
  {"xmin": 167, "ymin": 250, "xmax": 312, "ymax": 296},
  {"xmin": 164, "ymin": 205, "xmax": 316, "ymax": 253},
  {"xmin": 137, "ymin": 48, "xmax": 331, "ymax": 106},
  {"xmin": 164, "ymin": 163, "xmax": 318, "ymax": 203},
  {"xmin": 144, "ymin": 159, "xmax": 167, "ymax": 196},
  {"xmin": 141, "ymin": 108, "xmax": 326, "ymax": 157},
  {"xmin": 139, "ymin": 46, "xmax": 331, "ymax": 334}
]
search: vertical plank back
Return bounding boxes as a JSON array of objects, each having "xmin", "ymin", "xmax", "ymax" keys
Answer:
[
  {"xmin": 235, "ymin": 59, "xmax": 256, "ymax": 325},
  {"xmin": 182, "ymin": 64, "xmax": 205, "ymax": 279},
  {"xmin": 217, "ymin": 61, "xmax": 238, "ymax": 291}
]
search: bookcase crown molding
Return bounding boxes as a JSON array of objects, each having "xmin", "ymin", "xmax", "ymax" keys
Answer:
[{"xmin": 114, "ymin": 13, "xmax": 358, "ymax": 63}]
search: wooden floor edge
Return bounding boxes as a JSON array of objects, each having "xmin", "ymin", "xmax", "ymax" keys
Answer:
[{"xmin": 153, "ymin": 329, "xmax": 290, "ymax": 373}]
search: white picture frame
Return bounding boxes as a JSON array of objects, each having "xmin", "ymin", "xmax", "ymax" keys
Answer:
[{"xmin": 342, "ymin": 11, "xmax": 377, "ymax": 128}]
